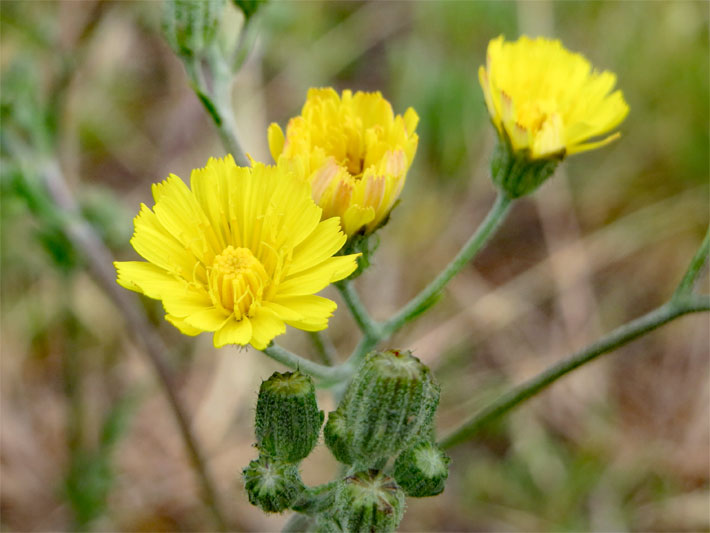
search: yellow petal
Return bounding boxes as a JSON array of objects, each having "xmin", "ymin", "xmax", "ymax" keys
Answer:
[
  {"xmin": 115, "ymin": 261, "xmax": 183, "ymax": 299},
  {"xmin": 183, "ymin": 307, "xmax": 230, "ymax": 332},
  {"xmin": 288, "ymin": 217, "xmax": 346, "ymax": 276},
  {"xmin": 213, "ymin": 317, "xmax": 252, "ymax": 347},
  {"xmin": 248, "ymin": 308, "xmax": 286, "ymax": 350},
  {"xmin": 268, "ymin": 123, "xmax": 285, "ymax": 162},
  {"xmin": 162, "ymin": 290, "xmax": 213, "ymax": 318},
  {"xmin": 277, "ymin": 255, "xmax": 359, "ymax": 296},
  {"xmin": 273, "ymin": 295, "xmax": 336, "ymax": 331},
  {"xmin": 165, "ymin": 314, "xmax": 202, "ymax": 336}
]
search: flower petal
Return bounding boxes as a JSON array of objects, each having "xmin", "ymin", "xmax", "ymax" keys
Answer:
[
  {"xmin": 214, "ymin": 317, "xmax": 252, "ymax": 347},
  {"xmin": 248, "ymin": 308, "xmax": 286, "ymax": 350}
]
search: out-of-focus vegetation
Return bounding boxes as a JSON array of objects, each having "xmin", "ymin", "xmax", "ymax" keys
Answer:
[{"xmin": 1, "ymin": 1, "xmax": 708, "ymax": 531}]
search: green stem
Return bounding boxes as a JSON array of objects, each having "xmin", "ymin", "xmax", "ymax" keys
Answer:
[
  {"xmin": 381, "ymin": 192, "xmax": 513, "ymax": 336},
  {"xmin": 308, "ymin": 331, "xmax": 338, "ymax": 366},
  {"xmin": 439, "ymin": 296, "xmax": 710, "ymax": 450},
  {"xmin": 336, "ymin": 280, "xmax": 382, "ymax": 339},
  {"xmin": 262, "ymin": 344, "xmax": 348, "ymax": 382},
  {"xmin": 183, "ymin": 57, "xmax": 248, "ymax": 166},
  {"xmin": 674, "ymin": 226, "xmax": 709, "ymax": 299}
]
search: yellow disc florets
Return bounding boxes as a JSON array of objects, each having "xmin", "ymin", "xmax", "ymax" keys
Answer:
[{"xmin": 209, "ymin": 246, "xmax": 270, "ymax": 318}]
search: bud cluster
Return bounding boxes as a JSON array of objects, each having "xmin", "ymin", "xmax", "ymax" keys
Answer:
[
  {"xmin": 325, "ymin": 349, "xmax": 440, "ymax": 467},
  {"xmin": 243, "ymin": 370, "xmax": 322, "ymax": 513},
  {"xmin": 242, "ymin": 351, "xmax": 450, "ymax": 530}
]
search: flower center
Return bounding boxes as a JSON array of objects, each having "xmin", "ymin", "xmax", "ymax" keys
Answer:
[
  {"xmin": 344, "ymin": 153, "xmax": 364, "ymax": 178},
  {"xmin": 209, "ymin": 246, "xmax": 269, "ymax": 318},
  {"xmin": 515, "ymin": 98, "xmax": 559, "ymax": 133}
]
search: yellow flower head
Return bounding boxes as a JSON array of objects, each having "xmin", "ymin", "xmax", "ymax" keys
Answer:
[
  {"xmin": 268, "ymin": 88, "xmax": 419, "ymax": 237},
  {"xmin": 479, "ymin": 35, "xmax": 629, "ymax": 160},
  {"xmin": 114, "ymin": 156, "xmax": 359, "ymax": 349}
]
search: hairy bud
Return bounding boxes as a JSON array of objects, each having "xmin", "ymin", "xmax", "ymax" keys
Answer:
[
  {"xmin": 323, "ymin": 409, "xmax": 355, "ymax": 465},
  {"xmin": 394, "ymin": 441, "xmax": 450, "ymax": 497},
  {"xmin": 255, "ymin": 371, "xmax": 324, "ymax": 463},
  {"xmin": 334, "ymin": 350, "xmax": 440, "ymax": 465},
  {"xmin": 334, "ymin": 470, "xmax": 405, "ymax": 533},
  {"xmin": 242, "ymin": 456, "xmax": 304, "ymax": 513}
]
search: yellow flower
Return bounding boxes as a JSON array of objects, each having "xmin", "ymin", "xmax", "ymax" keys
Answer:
[
  {"xmin": 268, "ymin": 88, "xmax": 419, "ymax": 237},
  {"xmin": 114, "ymin": 156, "xmax": 359, "ymax": 349},
  {"xmin": 479, "ymin": 35, "xmax": 629, "ymax": 160}
]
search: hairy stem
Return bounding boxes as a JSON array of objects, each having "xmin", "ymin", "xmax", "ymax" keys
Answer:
[
  {"xmin": 439, "ymin": 296, "xmax": 710, "ymax": 449},
  {"xmin": 262, "ymin": 344, "xmax": 348, "ymax": 382},
  {"xmin": 308, "ymin": 331, "xmax": 338, "ymax": 366},
  {"xmin": 382, "ymin": 192, "xmax": 513, "ymax": 336},
  {"xmin": 336, "ymin": 280, "xmax": 382, "ymax": 339},
  {"xmin": 674, "ymin": 226, "xmax": 709, "ymax": 299},
  {"xmin": 184, "ymin": 56, "xmax": 248, "ymax": 166}
]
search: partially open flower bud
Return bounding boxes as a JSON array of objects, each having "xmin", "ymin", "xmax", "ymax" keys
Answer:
[
  {"xmin": 242, "ymin": 456, "xmax": 304, "ymax": 513},
  {"xmin": 255, "ymin": 371, "xmax": 324, "ymax": 463},
  {"xmin": 338, "ymin": 349, "xmax": 440, "ymax": 465},
  {"xmin": 394, "ymin": 441, "xmax": 450, "ymax": 497},
  {"xmin": 323, "ymin": 409, "xmax": 355, "ymax": 465},
  {"xmin": 333, "ymin": 470, "xmax": 405, "ymax": 533}
]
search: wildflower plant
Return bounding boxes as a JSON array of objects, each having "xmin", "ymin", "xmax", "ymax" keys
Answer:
[
  {"xmin": 7, "ymin": 1, "xmax": 706, "ymax": 531},
  {"xmin": 103, "ymin": 13, "xmax": 710, "ymax": 528}
]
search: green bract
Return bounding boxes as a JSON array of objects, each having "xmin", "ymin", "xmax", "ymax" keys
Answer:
[
  {"xmin": 333, "ymin": 470, "xmax": 405, "ymax": 533},
  {"xmin": 490, "ymin": 135, "xmax": 560, "ymax": 198},
  {"xmin": 394, "ymin": 441, "xmax": 451, "ymax": 497},
  {"xmin": 242, "ymin": 456, "xmax": 304, "ymax": 513}
]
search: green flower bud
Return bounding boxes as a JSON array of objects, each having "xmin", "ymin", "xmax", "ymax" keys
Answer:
[
  {"xmin": 394, "ymin": 441, "xmax": 450, "ymax": 497},
  {"xmin": 338, "ymin": 349, "xmax": 440, "ymax": 465},
  {"xmin": 490, "ymin": 134, "xmax": 560, "ymax": 198},
  {"xmin": 334, "ymin": 470, "xmax": 405, "ymax": 533},
  {"xmin": 242, "ymin": 456, "xmax": 304, "ymax": 513},
  {"xmin": 162, "ymin": 0, "xmax": 224, "ymax": 58},
  {"xmin": 255, "ymin": 371, "xmax": 324, "ymax": 463},
  {"xmin": 323, "ymin": 409, "xmax": 355, "ymax": 465}
]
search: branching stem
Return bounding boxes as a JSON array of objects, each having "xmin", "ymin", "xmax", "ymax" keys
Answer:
[
  {"xmin": 381, "ymin": 192, "xmax": 513, "ymax": 336},
  {"xmin": 439, "ymin": 295, "xmax": 709, "ymax": 449}
]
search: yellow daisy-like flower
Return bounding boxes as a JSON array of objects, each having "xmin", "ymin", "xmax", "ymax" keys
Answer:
[
  {"xmin": 267, "ymin": 88, "xmax": 419, "ymax": 237},
  {"xmin": 114, "ymin": 156, "xmax": 359, "ymax": 349},
  {"xmin": 479, "ymin": 35, "xmax": 629, "ymax": 160}
]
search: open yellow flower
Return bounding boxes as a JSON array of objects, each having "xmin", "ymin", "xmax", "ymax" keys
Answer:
[
  {"xmin": 479, "ymin": 35, "xmax": 629, "ymax": 160},
  {"xmin": 268, "ymin": 88, "xmax": 419, "ymax": 237},
  {"xmin": 114, "ymin": 156, "xmax": 359, "ymax": 349}
]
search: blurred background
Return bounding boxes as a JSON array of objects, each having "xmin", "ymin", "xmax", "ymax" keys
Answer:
[{"xmin": 1, "ymin": 1, "xmax": 708, "ymax": 531}]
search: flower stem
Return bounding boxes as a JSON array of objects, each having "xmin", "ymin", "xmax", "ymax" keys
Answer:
[
  {"xmin": 336, "ymin": 280, "xmax": 382, "ymax": 339},
  {"xmin": 262, "ymin": 344, "xmax": 347, "ymax": 382},
  {"xmin": 381, "ymin": 192, "xmax": 513, "ymax": 336},
  {"xmin": 308, "ymin": 331, "xmax": 338, "ymax": 366},
  {"xmin": 183, "ymin": 56, "xmax": 248, "ymax": 167},
  {"xmin": 673, "ymin": 226, "xmax": 709, "ymax": 299},
  {"xmin": 439, "ymin": 297, "xmax": 709, "ymax": 449}
]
